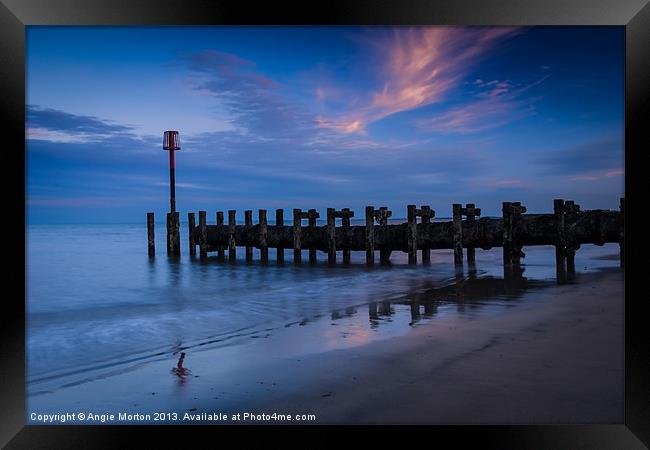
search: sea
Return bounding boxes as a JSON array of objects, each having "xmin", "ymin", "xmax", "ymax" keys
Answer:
[{"xmin": 26, "ymin": 220, "xmax": 622, "ymax": 413}]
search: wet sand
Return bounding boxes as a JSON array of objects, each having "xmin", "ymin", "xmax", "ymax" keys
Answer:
[
  {"xmin": 28, "ymin": 268, "xmax": 623, "ymax": 425},
  {"xmin": 237, "ymin": 269, "xmax": 624, "ymax": 424}
]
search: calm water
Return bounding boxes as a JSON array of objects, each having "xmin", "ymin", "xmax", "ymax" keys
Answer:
[{"xmin": 27, "ymin": 221, "xmax": 621, "ymax": 399}]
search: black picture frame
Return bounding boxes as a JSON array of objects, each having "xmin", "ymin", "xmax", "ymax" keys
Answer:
[{"xmin": 2, "ymin": 0, "xmax": 648, "ymax": 447}]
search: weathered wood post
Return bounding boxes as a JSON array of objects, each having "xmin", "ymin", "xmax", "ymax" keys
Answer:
[
  {"xmin": 216, "ymin": 211, "xmax": 225, "ymax": 261},
  {"xmin": 293, "ymin": 208, "xmax": 302, "ymax": 264},
  {"xmin": 188, "ymin": 212, "xmax": 196, "ymax": 256},
  {"xmin": 620, "ymin": 197, "xmax": 625, "ymax": 267},
  {"xmin": 463, "ymin": 204, "xmax": 481, "ymax": 265},
  {"xmin": 259, "ymin": 209, "xmax": 268, "ymax": 263},
  {"xmin": 553, "ymin": 199, "xmax": 566, "ymax": 282},
  {"xmin": 365, "ymin": 206, "xmax": 375, "ymax": 265},
  {"xmin": 301, "ymin": 209, "xmax": 320, "ymax": 263},
  {"xmin": 376, "ymin": 207, "xmax": 392, "ymax": 264},
  {"xmin": 198, "ymin": 210, "xmax": 207, "ymax": 259},
  {"xmin": 228, "ymin": 210, "xmax": 236, "ymax": 262},
  {"xmin": 276, "ymin": 209, "xmax": 284, "ymax": 263},
  {"xmin": 244, "ymin": 210, "xmax": 253, "ymax": 263},
  {"xmin": 511, "ymin": 202, "xmax": 526, "ymax": 267},
  {"xmin": 452, "ymin": 203, "xmax": 463, "ymax": 266},
  {"xmin": 327, "ymin": 208, "xmax": 336, "ymax": 264},
  {"xmin": 502, "ymin": 202, "xmax": 513, "ymax": 268},
  {"xmin": 147, "ymin": 212, "xmax": 155, "ymax": 257},
  {"xmin": 166, "ymin": 212, "xmax": 180, "ymax": 256},
  {"xmin": 564, "ymin": 200, "xmax": 581, "ymax": 277},
  {"xmin": 407, "ymin": 204, "xmax": 417, "ymax": 264},
  {"xmin": 503, "ymin": 201, "xmax": 528, "ymax": 270},
  {"xmin": 420, "ymin": 205, "xmax": 432, "ymax": 263},
  {"xmin": 340, "ymin": 208, "xmax": 354, "ymax": 264}
]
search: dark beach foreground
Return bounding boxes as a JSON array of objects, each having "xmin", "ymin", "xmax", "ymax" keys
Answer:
[
  {"xmin": 29, "ymin": 267, "xmax": 623, "ymax": 424},
  {"xmin": 238, "ymin": 269, "xmax": 623, "ymax": 424}
]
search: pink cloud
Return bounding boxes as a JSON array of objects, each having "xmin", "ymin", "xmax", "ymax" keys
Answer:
[
  {"xmin": 570, "ymin": 169, "xmax": 624, "ymax": 182},
  {"xmin": 318, "ymin": 27, "xmax": 521, "ymax": 134},
  {"xmin": 417, "ymin": 76, "xmax": 547, "ymax": 133}
]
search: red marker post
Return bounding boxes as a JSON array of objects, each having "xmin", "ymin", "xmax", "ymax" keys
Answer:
[{"xmin": 163, "ymin": 131, "xmax": 181, "ymax": 255}]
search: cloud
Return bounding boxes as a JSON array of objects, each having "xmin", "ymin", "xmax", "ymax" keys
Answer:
[
  {"xmin": 27, "ymin": 106, "xmax": 134, "ymax": 143},
  {"xmin": 417, "ymin": 76, "xmax": 548, "ymax": 134},
  {"xmin": 317, "ymin": 27, "xmax": 521, "ymax": 134},
  {"xmin": 537, "ymin": 136, "xmax": 623, "ymax": 176},
  {"xmin": 605, "ymin": 169, "xmax": 624, "ymax": 177},
  {"xmin": 188, "ymin": 50, "xmax": 317, "ymax": 139}
]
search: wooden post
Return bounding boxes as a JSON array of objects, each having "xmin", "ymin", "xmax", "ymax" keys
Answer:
[
  {"xmin": 276, "ymin": 209, "xmax": 284, "ymax": 263},
  {"xmin": 259, "ymin": 209, "xmax": 268, "ymax": 263},
  {"xmin": 420, "ymin": 205, "xmax": 432, "ymax": 263},
  {"xmin": 452, "ymin": 204, "xmax": 463, "ymax": 266},
  {"xmin": 341, "ymin": 208, "xmax": 353, "ymax": 264},
  {"xmin": 327, "ymin": 208, "xmax": 336, "ymax": 264},
  {"xmin": 216, "ymin": 211, "xmax": 225, "ymax": 261},
  {"xmin": 228, "ymin": 210, "xmax": 236, "ymax": 262},
  {"xmin": 147, "ymin": 212, "xmax": 155, "ymax": 257},
  {"xmin": 293, "ymin": 208, "xmax": 302, "ymax": 264},
  {"xmin": 198, "ymin": 210, "xmax": 207, "ymax": 259},
  {"xmin": 619, "ymin": 197, "xmax": 625, "ymax": 267},
  {"xmin": 188, "ymin": 212, "xmax": 196, "ymax": 256},
  {"xmin": 553, "ymin": 199, "xmax": 566, "ymax": 282},
  {"xmin": 502, "ymin": 202, "xmax": 513, "ymax": 268},
  {"xmin": 564, "ymin": 200, "xmax": 580, "ymax": 277},
  {"xmin": 244, "ymin": 210, "xmax": 253, "ymax": 263},
  {"xmin": 301, "ymin": 209, "xmax": 320, "ymax": 264},
  {"xmin": 510, "ymin": 202, "xmax": 526, "ymax": 267},
  {"xmin": 377, "ymin": 207, "xmax": 392, "ymax": 264},
  {"xmin": 166, "ymin": 211, "xmax": 180, "ymax": 256},
  {"xmin": 464, "ymin": 204, "xmax": 480, "ymax": 265},
  {"xmin": 407, "ymin": 204, "xmax": 417, "ymax": 264},
  {"xmin": 365, "ymin": 206, "xmax": 375, "ymax": 265},
  {"xmin": 166, "ymin": 213, "xmax": 171, "ymax": 255}
]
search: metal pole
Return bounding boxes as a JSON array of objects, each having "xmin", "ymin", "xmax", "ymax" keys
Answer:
[{"xmin": 169, "ymin": 148, "xmax": 176, "ymax": 213}]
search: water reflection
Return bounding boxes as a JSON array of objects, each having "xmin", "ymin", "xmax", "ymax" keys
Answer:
[
  {"xmin": 315, "ymin": 266, "xmax": 539, "ymax": 330},
  {"xmin": 171, "ymin": 352, "xmax": 191, "ymax": 386}
]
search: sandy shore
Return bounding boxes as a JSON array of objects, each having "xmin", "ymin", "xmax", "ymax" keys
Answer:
[
  {"xmin": 28, "ymin": 268, "xmax": 623, "ymax": 425},
  {"xmin": 234, "ymin": 269, "xmax": 624, "ymax": 424}
]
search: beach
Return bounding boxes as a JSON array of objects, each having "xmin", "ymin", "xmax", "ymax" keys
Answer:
[
  {"xmin": 239, "ymin": 269, "xmax": 624, "ymax": 424},
  {"xmin": 27, "ymin": 227, "xmax": 623, "ymax": 424}
]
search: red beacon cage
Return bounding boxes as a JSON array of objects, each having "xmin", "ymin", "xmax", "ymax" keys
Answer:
[{"xmin": 163, "ymin": 130, "xmax": 181, "ymax": 150}]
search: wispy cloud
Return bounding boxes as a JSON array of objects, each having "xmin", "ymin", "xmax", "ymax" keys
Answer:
[
  {"xmin": 27, "ymin": 106, "xmax": 135, "ymax": 143},
  {"xmin": 317, "ymin": 27, "xmax": 521, "ymax": 134},
  {"xmin": 417, "ymin": 76, "xmax": 548, "ymax": 133},
  {"xmin": 188, "ymin": 50, "xmax": 317, "ymax": 139},
  {"xmin": 605, "ymin": 169, "xmax": 624, "ymax": 177}
]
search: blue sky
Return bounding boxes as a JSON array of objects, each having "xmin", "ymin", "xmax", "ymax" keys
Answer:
[{"xmin": 26, "ymin": 26, "xmax": 624, "ymax": 223}]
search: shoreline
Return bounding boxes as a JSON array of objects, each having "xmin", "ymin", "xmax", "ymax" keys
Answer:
[
  {"xmin": 212, "ymin": 268, "xmax": 624, "ymax": 424},
  {"xmin": 27, "ymin": 268, "xmax": 624, "ymax": 425}
]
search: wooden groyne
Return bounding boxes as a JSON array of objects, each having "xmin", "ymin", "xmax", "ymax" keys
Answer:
[{"xmin": 147, "ymin": 198, "xmax": 624, "ymax": 276}]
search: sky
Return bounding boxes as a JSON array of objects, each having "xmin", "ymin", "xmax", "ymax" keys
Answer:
[{"xmin": 26, "ymin": 26, "xmax": 624, "ymax": 223}]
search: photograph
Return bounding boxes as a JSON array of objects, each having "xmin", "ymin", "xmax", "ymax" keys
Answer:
[{"xmin": 22, "ymin": 24, "xmax": 627, "ymax": 426}]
